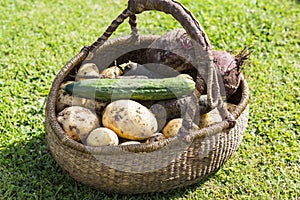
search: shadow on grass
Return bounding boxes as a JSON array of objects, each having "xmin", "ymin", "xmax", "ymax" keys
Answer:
[{"xmin": 0, "ymin": 134, "xmax": 216, "ymax": 199}]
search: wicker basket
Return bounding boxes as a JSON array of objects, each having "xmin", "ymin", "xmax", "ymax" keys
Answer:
[{"xmin": 45, "ymin": 0, "xmax": 250, "ymax": 194}]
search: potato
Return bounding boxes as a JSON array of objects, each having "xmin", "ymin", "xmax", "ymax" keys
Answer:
[
  {"xmin": 199, "ymin": 108, "xmax": 222, "ymax": 128},
  {"xmin": 57, "ymin": 106, "xmax": 100, "ymax": 141},
  {"xmin": 86, "ymin": 128, "xmax": 119, "ymax": 146},
  {"xmin": 84, "ymin": 99, "xmax": 108, "ymax": 114},
  {"xmin": 56, "ymin": 88, "xmax": 108, "ymax": 113},
  {"xmin": 56, "ymin": 88, "xmax": 86, "ymax": 112},
  {"xmin": 226, "ymin": 102, "xmax": 238, "ymax": 113},
  {"xmin": 102, "ymin": 100, "xmax": 158, "ymax": 140},
  {"xmin": 120, "ymin": 141, "xmax": 141, "ymax": 146},
  {"xmin": 75, "ymin": 63, "xmax": 100, "ymax": 81},
  {"xmin": 100, "ymin": 66, "xmax": 123, "ymax": 78},
  {"xmin": 145, "ymin": 132, "xmax": 165, "ymax": 143},
  {"xmin": 199, "ymin": 103, "xmax": 237, "ymax": 128},
  {"xmin": 162, "ymin": 118, "xmax": 199, "ymax": 138}
]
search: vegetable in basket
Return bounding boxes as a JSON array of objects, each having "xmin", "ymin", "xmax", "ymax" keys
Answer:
[
  {"xmin": 63, "ymin": 76, "xmax": 195, "ymax": 101},
  {"xmin": 147, "ymin": 29, "xmax": 252, "ymax": 99},
  {"xmin": 102, "ymin": 100, "xmax": 158, "ymax": 140},
  {"xmin": 162, "ymin": 118, "xmax": 199, "ymax": 138},
  {"xmin": 86, "ymin": 127, "xmax": 119, "ymax": 146},
  {"xmin": 145, "ymin": 94, "xmax": 212, "ymax": 125},
  {"xmin": 57, "ymin": 106, "xmax": 100, "ymax": 142},
  {"xmin": 145, "ymin": 132, "xmax": 165, "ymax": 143},
  {"xmin": 56, "ymin": 86, "xmax": 108, "ymax": 113},
  {"xmin": 199, "ymin": 103, "xmax": 238, "ymax": 128},
  {"xmin": 212, "ymin": 49, "xmax": 251, "ymax": 99},
  {"xmin": 75, "ymin": 63, "xmax": 101, "ymax": 81},
  {"xmin": 100, "ymin": 66, "xmax": 123, "ymax": 78}
]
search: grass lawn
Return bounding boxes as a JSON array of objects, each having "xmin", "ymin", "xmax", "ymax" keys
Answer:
[{"xmin": 0, "ymin": 0, "xmax": 299, "ymax": 199}]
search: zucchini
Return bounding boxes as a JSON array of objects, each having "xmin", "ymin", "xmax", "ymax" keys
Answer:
[{"xmin": 63, "ymin": 77, "xmax": 195, "ymax": 101}]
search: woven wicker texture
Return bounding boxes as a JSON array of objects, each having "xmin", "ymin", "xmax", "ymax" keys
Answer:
[{"xmin": 45, "ymin": 0, "xmax": 250, "ymax": 194}]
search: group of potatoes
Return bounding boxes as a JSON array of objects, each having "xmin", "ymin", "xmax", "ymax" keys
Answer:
[{"xmin": 56, "ymin": 62, "xmax": 225, "ymax": 147}]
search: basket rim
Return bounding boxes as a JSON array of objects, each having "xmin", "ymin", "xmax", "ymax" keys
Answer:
[{"xmin": 45, "ymin": 35, "xmax": 250, "ymax": 155}]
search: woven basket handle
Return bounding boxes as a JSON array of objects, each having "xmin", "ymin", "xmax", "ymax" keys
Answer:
[
  {"xmin": 128, "ymin": 0, "xmax": 211, "ymax": 49},
  {"xmin": 88, "ymin": 0, "xmax": 212, "ymax": 52}
]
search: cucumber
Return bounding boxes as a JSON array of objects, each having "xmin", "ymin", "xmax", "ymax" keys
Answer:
[{"xmin": 63, "ymin": 77, "xmax": 195, "ymax": 101}]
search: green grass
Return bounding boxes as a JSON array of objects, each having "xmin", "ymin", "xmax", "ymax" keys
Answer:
[{"xmin": 0, "ymin": 0, "xmax": 299, "ymax": 199}]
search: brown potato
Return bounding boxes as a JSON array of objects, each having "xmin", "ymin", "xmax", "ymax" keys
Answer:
[
  {"xmin": 102, "ymin": 100, "xmax": 158, "ymax": 140},
  {"xmin": 86, "ymin": 128, "xmax": 119, "ymax": 146},
  {"xmin": 56, "ymin": 87, "xmax": 108, "ymax": 113},
  {"xmin": 57, "ymin": 106, "xmax": 100, "ymax": 141},
  {"xmin": 162, "ymin": 118, "xmax": 199, "ymax": 138},
  {"xmin": 56, "ymin": 88, "xmax": 86, "ymax": 112},
  {"xmin": 75, "ymin": 63, "xmax": 100, "ymax": 81},
  {"xmin": 145, "ymin": 132, "xmax": 165, "ymax": 143},
  {"xmin": 100, "ymin": 66, "xmax": 123, "ymax": 78},
  {"xmin": 199, "ymin": 103, "xmax": 237, "ymax": 128}
]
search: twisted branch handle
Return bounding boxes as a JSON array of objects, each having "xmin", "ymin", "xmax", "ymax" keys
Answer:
[
  {"xmin": 128, "ymin": 0, "xmax": 211, "ymax": 50},
  {"xmin": 88, "ymin": 0, "xmax": 212, "ymax": 52}
]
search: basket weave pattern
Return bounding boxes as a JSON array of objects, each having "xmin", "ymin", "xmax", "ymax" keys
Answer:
[
  {"xmin": 45, "ymin": 0, "xmax": 250, "ymax": 194},
  {"xmin": 46, "ymin": 106, "xmax": 248, "ymax": 193}
]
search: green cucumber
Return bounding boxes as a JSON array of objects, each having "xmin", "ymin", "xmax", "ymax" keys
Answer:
[{"xmin": 63, "ymin": 77, "xmax": 195, "ymax": 101}]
